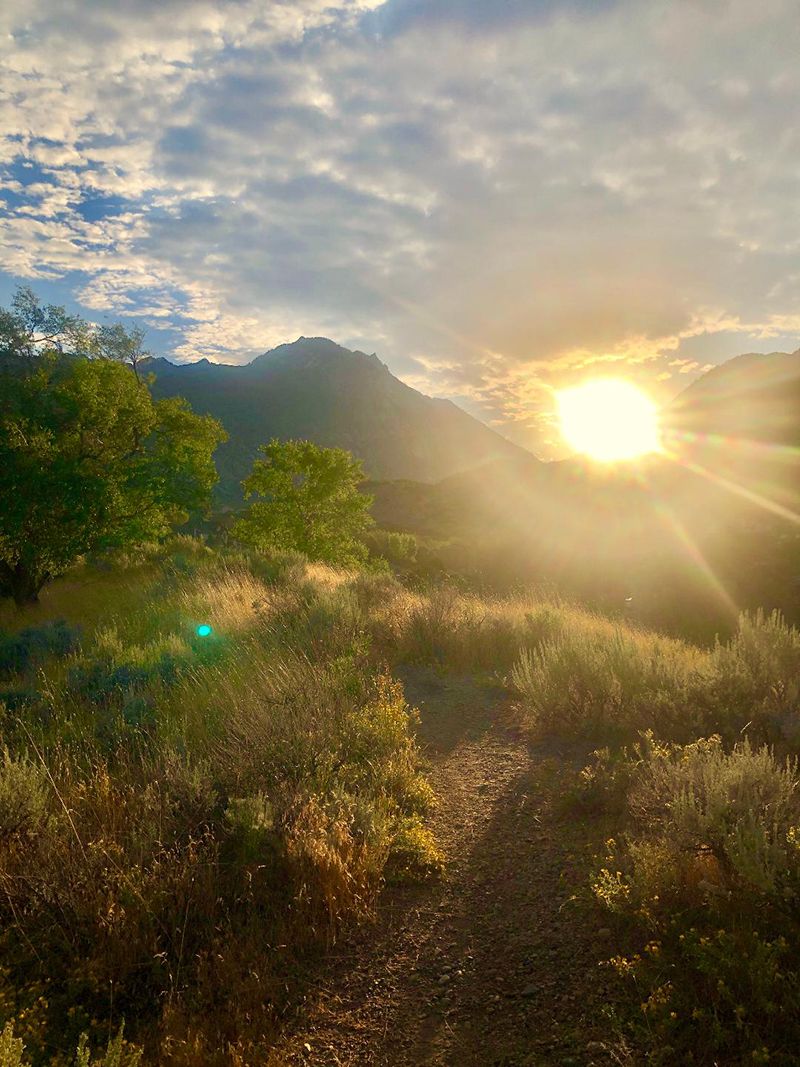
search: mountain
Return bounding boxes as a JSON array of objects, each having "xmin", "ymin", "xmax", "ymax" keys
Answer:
[
  {"xmin": 667, "ymin": 350, "xmax": 800, "ymax": 446},
  {"xmin": 370, "ymin": 351, "xmax": 800, "ymax": 634},
  {"xmin": 146, "ymin": 337, "xmax": 530, "ymax": 503},
  {"xmin": 663, "ymin": 349, "xmax": 800, "ymax": 517}
]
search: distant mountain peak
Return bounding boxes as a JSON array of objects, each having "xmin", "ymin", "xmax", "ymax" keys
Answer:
[
  {"xmin": 249, "ymin": 336, "xmax": 387, "ymax": 373},
  {"xmin": 146, "ymin": 335, "xmax": 527, "ymax": 502}
]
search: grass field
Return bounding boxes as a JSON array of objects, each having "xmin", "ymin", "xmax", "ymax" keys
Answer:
[{"xmin": 1, "ymin": 539, "xmax": 799, "ymax": 1063}]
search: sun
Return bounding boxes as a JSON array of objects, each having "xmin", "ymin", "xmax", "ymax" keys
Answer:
[{"xmin": 556, "ymin": 378, "xmax": 661, "ymax": 462}]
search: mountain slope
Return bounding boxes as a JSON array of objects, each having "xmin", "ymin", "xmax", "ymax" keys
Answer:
[
  {"xmin": 667, "ymin": 350, "xmax": 800, "ymax": 446},
  {"xmin": 664, "ymin": 349, "xmax": 800, "ymax": 514},
  {"xmin": 370, "ymin": 350, "xmax": 800, "ymax": 631},
  {"xmin": 146, "ymin": 337, "xmax": 530, "ymax": 503}
]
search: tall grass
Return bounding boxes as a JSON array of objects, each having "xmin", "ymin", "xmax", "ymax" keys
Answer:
[
  {"xmin": 0, "ymin": 544, "xmax": 439, "ymax": 1062},
  {"xmin": 511, "ymin": 607, "xmax": 800, "ymax": 745},
  {"xmin": 2, "ymin": 542, "xmax": 800, "ymax": 1062}
]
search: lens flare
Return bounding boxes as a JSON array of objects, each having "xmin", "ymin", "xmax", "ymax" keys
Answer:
[
  {"xmin": 196, "ymin": 624, "xmax": 213, "ymax": 637},
  {"xmin": 557, "ymin": 378, "xmax": 661, "ymax": 462}
]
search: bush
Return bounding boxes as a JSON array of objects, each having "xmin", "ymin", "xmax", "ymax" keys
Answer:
[
  {"xmin": 0, "ymin": 1022, "xmax": 142, "ymax": 1067},
  {"xmin": 511, "ymin": 609, "xmax": 800, "ymax": 744},
  {"xmin": 511, "ymin": 624, "xmax": 701, "ymax": 738},
  {"xmin": 0, "ymin": 620, "xmax": 81, "ymax": 675},
  {"xmin": 365, "ymin": 529, "xmax": 419, "ymax": 570},
  {"xmin": 593, "ymin": 735, "xmax": 800, "ymax": 1061},
  {"xmin": 393, "ymin": 588, "xmax": 566, "ymax": 672},
  {"xmin": 704, "ymin": 609, "xmax": 800, "ymax": 745},
  {"xmin": 0, "ymin": 749, "xmax": 50, "ymax": 842}
]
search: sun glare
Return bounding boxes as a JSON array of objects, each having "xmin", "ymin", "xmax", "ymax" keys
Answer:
[{"xmin": 556, "ymin": 378, "xmax": 661, "ymax": 462}]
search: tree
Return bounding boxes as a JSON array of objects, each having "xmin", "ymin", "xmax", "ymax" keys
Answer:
[
  {"xmin": 0, "ymin": 291, "xmax": 227, "ymax": 606},
  {"xmin": 0, "ymin": 286, "xmax": 149, "ymax": 372},
  {"xmin": 91, "ymin": 322, "xmax": 150, "ymax": 379},
  {"xmin": 0, "ymin": 285, "xmax": 90, "ymax": 362},
  {"xmin": 232, "ymin": 439, "xmax": 373, "ymax": 565}
]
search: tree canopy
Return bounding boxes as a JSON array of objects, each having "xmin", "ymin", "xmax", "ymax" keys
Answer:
[
  {"xmin": 232, "ymin": 439, "xmax": 373, "ymax": 565},
  {"xmin": 0, "ymin": 288, "xmax": 226, "ymax": 605}
]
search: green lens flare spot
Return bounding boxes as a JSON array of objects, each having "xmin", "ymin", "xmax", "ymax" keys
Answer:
[{"xmin": 196, "ymin": 624, "xmax": 213, "ymax": 638}]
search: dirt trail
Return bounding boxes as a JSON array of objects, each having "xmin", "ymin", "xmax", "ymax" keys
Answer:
[{"xmin": 277, "ymin": 670, "xmax": 618, "ymax": 1067}]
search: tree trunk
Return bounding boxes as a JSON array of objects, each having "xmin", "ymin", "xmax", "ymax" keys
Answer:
[{"xmin": 0, "ymin": 561, "xmax": 48, "ymax": 608}]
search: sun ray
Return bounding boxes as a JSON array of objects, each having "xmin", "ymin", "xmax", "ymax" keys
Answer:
[
  {"xmin": 661, "ymin": 446, "xmax": 800, "ymax": 527},
  {"xmin": 648, "ymin": 492, "xmax": 742, "ymax": 622}
]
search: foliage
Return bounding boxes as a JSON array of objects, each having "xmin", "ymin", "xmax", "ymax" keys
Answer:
[
  {"xmin": 364, "ymin": 528, "xmax": 419, "ymax": 570},
  {"xmin": 3, "ymin": 535, "xmax": 800, "ymax": 1062},
  {"xmin": 0, "ymin": 286, "xmax": 90, "ymax": 364},
  {"xmin": 0, "ymin": 620, "xmax": 81, "ymax": 675},
  {"xmin": 0, "ymin": 294, "xmax": 227, "ymax": 604},
  {"xmin": 0, "ymin": 1022, "xmax": 142, "ymax": 1067},
  {"xmin": 0, "ymin": 749, "xmax": 51, "ymax": 842},
  {"xmin": 232, "ymin": 439, "xmax": 373, "ymax": 565},
  {"xmin": 0, "ymin": 545, "xmax": 432, "ymax": 1059},
  {"xmin": 511, "ymin": 608, "xmax": 800, "ymax": 744},
  {"xmin": 590, "ymin": 734, "xmax": 800, "ymax": 1061}
]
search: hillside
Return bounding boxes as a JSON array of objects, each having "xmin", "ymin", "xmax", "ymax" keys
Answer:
[
  {"xmin": 667, "ymin": 349, "xmax": 800, "ymax": 446},
  {"xmin": 146, "ymin": 338, "xmax": 530, "ymax": 503},
  {"xmin": 664, "ymin": 349, "xmax": 800, "ymax": 513},
  {"xmin": 369, "ymin": 352, "xmax": 800, "ymax": 631},
  {"xmin": 3, "ymin": 543, "xmax": 800, "ymax": 1064}
]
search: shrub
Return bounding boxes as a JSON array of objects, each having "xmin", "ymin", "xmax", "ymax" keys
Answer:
[
  {"xmin": 392, "ymin": 588, "xmax": 566, "ymax": 673},
  {"xmin": 511, "ymin": 609, "xmax": 800, "ymax": 744},
  {"xmin": 0, "ymin": 749, "xmax": 50, "ymax": 842},
  {"xmin": 0, "ymin": 620, "xmax": 81, "ymax": 675},
  {"xmin": 704, "ymin": 609, "xmax": 800, "ymax": 745},
  {"xmin": 365, "ymin": 529, "xmax": 419, "ymax": 570},
  {"xmin": 629, "ymin": 735, "xmax": 800, "ymax": 894},
  {"xmin": 0, "ymin": 1023, "xmax": 25, "ymax": 1067},
  {"xmin": 0, "ymin": 688, "xmax": 42, "ymax": 714},
  {"xmin": 0, "ymin": 1022, "xmax": 142, "ymax": 1067},
  {"xmin": 511, "ymin": 624, "xmax": 701, "ymax": 738},
  {"xmin": 593, "ymin": 735, "xmax": 800, "ymax": 1061}
]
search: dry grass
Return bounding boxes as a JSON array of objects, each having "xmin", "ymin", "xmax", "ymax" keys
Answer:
[
  {"xmin": 0, "ymin": 544, "xmax": 436, "ymax": 1062},
  {"xmin": 3, "ymin": 543, "xmax": 800, "ymax": 1063},
  {"xmin": 177, "ymin": 564, "xmax": 273, "ymax": 634}
]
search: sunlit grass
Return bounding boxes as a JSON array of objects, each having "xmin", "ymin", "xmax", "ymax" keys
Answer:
[{"xmin": 2, "ymin": 540, "xmax": 800, "ymax": 1061}]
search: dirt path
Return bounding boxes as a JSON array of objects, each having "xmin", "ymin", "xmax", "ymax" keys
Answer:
[{"xmin": 276, "ymin": 670, "xmax": 620, "ymax": 1067}]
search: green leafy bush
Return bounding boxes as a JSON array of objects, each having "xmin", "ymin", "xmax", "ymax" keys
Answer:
[
  {"xmin": 0, "ymin": 749, "xmax": 50, "ymax": 842},
  {"xmin": 593, "ymin": 735, "xmax": 800, "ymax": 1061}
]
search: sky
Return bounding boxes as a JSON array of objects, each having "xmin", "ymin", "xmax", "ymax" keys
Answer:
[{"xmin": 1, "ymin": 0, "xmax": 799, "ymax": 456}]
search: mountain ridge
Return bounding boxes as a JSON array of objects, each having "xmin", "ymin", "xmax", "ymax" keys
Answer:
[{"xmin": 146, "ymin": 336, "xmax": 532, "ymax": 502}]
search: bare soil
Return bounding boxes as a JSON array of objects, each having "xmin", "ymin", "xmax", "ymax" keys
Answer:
[{"xmin": 275, "ymin": 670, "xmax": 623, "ymax": 1066}]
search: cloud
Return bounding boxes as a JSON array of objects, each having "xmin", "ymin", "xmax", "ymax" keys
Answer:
[{"xmin": 1, "ymin": 0, "xmax": 799, "ymax": 455}]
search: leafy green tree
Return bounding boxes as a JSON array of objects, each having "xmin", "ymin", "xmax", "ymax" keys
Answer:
[
  {"xmin": 0, "ymin": 285, "xmax": 91, "ymax": 362},
  {"xmin": 232, "ymin": 439, "xmax": 373, "ymax": 564},
  {"xmin": 0, "ymin": 290, "xmax": 227, "ymax": 606}
]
